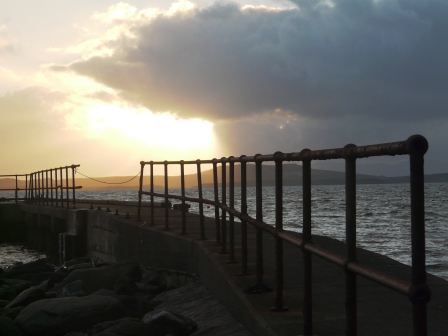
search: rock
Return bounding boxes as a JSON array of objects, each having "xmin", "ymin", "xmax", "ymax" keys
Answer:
[
  {"xmin": 55, "ymin": 267, "xmax": 119, "ymax": 294},
  {"xmin": 92, "ymin": 290, "xmax": 155, "ymax": 318},
  {"xmin": 93, "ymin": 317, "xmax": 155, "ymax": 336},
  {"xmin": 110, "ymin": 261, "xmax": 142, "ymax": 282},
  {"xmin": 135, "ymin": 282, "xmax": 162, "ymax": 295},
  {"xmin": 0, "ymin": 316, "xmax": 23, "ymax": 336},
  {"xmin": 0, "ymin": 300, "xmax": 8, "ymax": 308},
  {"xmin": 10, "ymin": 271, "xmax": 67, "ymax": 284},
  {"xmin": 142, "ymin": 310, "xmax": 197, "ymax": 335},
  {"xmin": 0, "ymin": 283, "xmax": 30, "ymax": 300},
  {"xmin": 15, "ymin": 296, "xmax": 126, "ymax": 335},
  {"xmin": 0, "ymin": 306, "xmax": 24, "ymax": 320},
  {"xmin": 92, "ymin": 332, "xmax": 120, "ymax": 336},
  {"xmin": 36, "ymin": 278, "xmax": 55, "ymax": 291},
  {"xmin": 57, "ymin": 280, "xmax": 87, "ymax": 298},
  {"xmin": 6, "ymin": 287, "xmax": 46, "ymax": 308},
  {"xmin": 114, "ymin": 276, "xmax": 139, "ymax": 295},
  {"xmin": 63, "ymin": 332, "xmax": 88, "ymax": 336},
  {"xmin": 67, "ymin": 263, "xmax": 95, "ymax": 272},
  {"xmin": 64, "ymin": 257, "xmax": 93, "ymax": 268}
]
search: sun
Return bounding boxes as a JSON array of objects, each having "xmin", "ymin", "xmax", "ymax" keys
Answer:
[{"xmin": 66, "ymin": 103, "xmax": 216, "ymax": 157}]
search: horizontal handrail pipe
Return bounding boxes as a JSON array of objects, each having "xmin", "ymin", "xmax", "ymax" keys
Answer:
[{"xmin": 137, "ymin": 134, "xmax": 431, "ymax": 336}]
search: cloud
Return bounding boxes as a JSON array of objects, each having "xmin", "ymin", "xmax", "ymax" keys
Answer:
[{"xmin": 50, "ymin": 0, "xmax": 448, "ymax": 124}]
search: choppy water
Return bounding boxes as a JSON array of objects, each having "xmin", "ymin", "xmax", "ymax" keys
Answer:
[
  {"xmin": 0, "ymin": 243, "xmax": 46, "ymax": 270},
  {"xmin": 2, "ymin": 184, "xmax": 447, "ymax": 281}
]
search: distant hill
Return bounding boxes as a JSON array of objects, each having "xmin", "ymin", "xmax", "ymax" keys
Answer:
[{"xmin": 2, "ymin": 164, "xmax": 447, "ymax": 192}]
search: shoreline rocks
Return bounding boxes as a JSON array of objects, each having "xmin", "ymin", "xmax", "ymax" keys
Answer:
[{"xmin": 0, "ymin": 258, "xmax": 200, "ymax": 336}]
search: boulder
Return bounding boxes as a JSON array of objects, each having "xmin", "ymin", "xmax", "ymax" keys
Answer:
[
  {"xmin": 6, "ymin": 287, "xmax": 46, "ymax": 308},
  {"xmin": 15, "ymin": 296, "xmax": 126, "ymax": 335},
  {"xmin": 114, "ymin": 276, "xmax": 139, "ymax": 295},
  {"xmin": 1, "ymin": 306, "xmax": 24, "ymax": 319},
  {"xmin": 0, "ymin": 283, "xmax": 30, "ymax": 300},
  {"xmin": 55, "ymin": 267, "xmax": 119, "ymax": 294},
  {"xmin": 57, "ymin": 280, "xmax": 87, "ymax": 298},
  {"xmin": 110, "ymin": 261, "xmax": 142, "ymax": 282},
  {"xmin": 142, "ymin": 310, "xmax": 197, "ymax": 335},
  {"xmin": 93, "ymin": 317, "xmax": 155, "ymax": 336},
  {"xmin": 0, "ymin": 259, "xmax": 53, "ymax": 279},
  {"xmin": 92, "ymin": 290, "xmax": 155, "ymax": 318},
  {"xmin": 0, "ymin": 316, "xmax": 23, "ymax": 336},
  {"xmin": 64, "ymin": 257, "xmax": 93, "ymax": 268}
]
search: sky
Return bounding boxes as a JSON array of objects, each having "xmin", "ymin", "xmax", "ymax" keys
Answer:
[{"xmin": 1, "ymin": 0, "xmax": 447, "ymax": 177}]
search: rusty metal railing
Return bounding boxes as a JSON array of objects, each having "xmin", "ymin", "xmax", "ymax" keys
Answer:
[
  {"xmin": 137, "ymin": 135, "xmax": 430, "ymax": 336},
  {"xmin": 28, "ymin": 165, "xmax": 81, "ymax": 208},
  {"xmin": 0, "ymin": 174, "xmax": 29, "ymax": 203}
]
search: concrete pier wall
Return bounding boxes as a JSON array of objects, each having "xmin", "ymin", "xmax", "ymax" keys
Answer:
[{"xmin": 0, "ymin": 202, "xmax": 273, "ymax": 336}]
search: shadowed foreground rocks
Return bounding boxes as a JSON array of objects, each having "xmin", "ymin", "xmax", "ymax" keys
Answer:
[{"xmin": 0, "ymin": 258, "xmax": 252, "ymax": 336}]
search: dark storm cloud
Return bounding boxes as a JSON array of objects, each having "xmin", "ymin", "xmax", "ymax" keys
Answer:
[{"xmin": 55, "ymin": 0, "xmax": 448, "ymax": 123}]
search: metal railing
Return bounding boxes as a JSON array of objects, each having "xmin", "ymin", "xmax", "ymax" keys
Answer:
[
  {"xmin": 0, "ymin": 174, "xmax": 29, "ymax": 202},
  {"xmin": 137, "ymin": 135, "xmax": 430, "ymax": 336}
]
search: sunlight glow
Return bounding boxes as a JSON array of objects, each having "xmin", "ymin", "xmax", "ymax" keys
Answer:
[{"xmin": 66, "ymin": 103, "xmax": 214, "ymax": 150}]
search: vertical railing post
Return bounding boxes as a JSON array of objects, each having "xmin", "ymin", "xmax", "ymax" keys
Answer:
[
  {"xmin": 220, "ymin": 158, "xmax": 228, "ymax": 254},
  {"xmin": 137, "ymin": 162, "xmax": 145, "ymax": 222},
  {"xmin": 196, "ymin": 160, "xmax": 205, "ymax": 240},
  {"xmin": 247, "ymin": 154, "xmax": 271, "ymax": 293},
  {"xmin": 344, "ymin": 144, "xmax": 357, "ymax": 336},
  {"xmin": 50, "ymin": 170, "xmax": 53, "ymax": 206},
  {"xmin": 164, "ymin": 161, "xmax": 169, "ymax": 230},
  {"xmin": 213, "ymin": 159, "xmax": 221, "ymax": 245},
  {"xmin": 37, "ymin": 171, "xmax": 41, "ymax": 204},
  {"xmin": 15, "ymin": 174, "xmax": 18, "ymax": 203},
  {"xmin": 239, "ymin": 155, "xmax": 249, "ymax": 275},
  {"xmin": 180, "ymin": 160, "xmax": 186, "ymax": 235},
  {"xmin": 228, "ymin": 157, "xmax": 236, "ymax": 263},
  {"xmin": 55, "ymin": 169, "xmax": 58, "ymax": 207},
  {"xmin": 150, "ymin": 162, "xmax": 155, "ymax": 226},
  {"xmin": 272, "ymin": 152, "xmax": 287, "ymax": 311},
  {"xmin": 302, "ymin": 152, "xmax": 313, "ymax": 335},
  {"xmin": 59, "ymin": 168, "xmax": 63, "ymax": 206},
  {"xmin": 65, "ymin": 167, "xmax": 69, "ymax": 208},
  {"xmin": 45, "ymin": 170, "xmax": 49, "ymax": 205},
  {"xmin": 407, "ymin": 135, "xmax": 430, "ymax": 336},
  {"xmin": 71, "ymin": 165, "xmax": 76, "ymax": 208}
]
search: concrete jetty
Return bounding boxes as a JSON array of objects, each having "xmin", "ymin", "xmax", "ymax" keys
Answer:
[{"xmin": 1, "ymin": 200, "xmax": 447, "ymax": 335}]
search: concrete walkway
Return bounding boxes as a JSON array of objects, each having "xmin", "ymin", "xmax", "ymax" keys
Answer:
[{"xmin": 76, "ymin": 201, "xmax": 448, "ymax": 335}]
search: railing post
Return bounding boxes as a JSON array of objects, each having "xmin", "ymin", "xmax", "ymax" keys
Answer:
[
  {"xmin": 38, "ymin": 171, "xmax": 41, "ymax": 204},
  {"xmin": 407, "ymin": 135, "xmax": 430, "ymax": 336},
  {"xmin": 247, "ymin": 154, "xmax": 271, "ymax": 293},
  {"xmin": 220, "ymin": 158, "xmax": 228, "ymax": 254},
  {"xmin": 272, "ymin": 152, "xmax": 287, "ymax": 311},
  {"xmin": 65, "ymin": 167, "xmax": 69, "ymax": 208},
  {"xmin": 302, "ymin": 152, "xmax": 313, "ymax": 335},
  {"xmin": 45, "ymin": 170, "xmax": 49, "ymax": 205},
  {"xmin": 150, "ymin": 162, "xmax": 155, "ymax": 226},
  {"xmin": 71, "ymin": 165, "xmax": 76, "ymax": 208},
  {"xmin": 196, "ymin": 160, "xmax": 205, "ymax": 240},
  {"xmin": 164, "ymin": 161, "xmax": 169, "ymax": 230},
  {"xmin": 239, "ymin": 155, "xmax": 249, "ymax": 275},
  {"xmin": 137, "ymin": 161, "xmax": 145, "ymax": 222},
  {"xmin": 213, "ymin": 159, "xmax": 221, "ymax": 245},
  {"xmin": 180, "ymin": 160, "xmax": 186, "ymax": 235},
  {"xmin": 59, "ymin": 168, "xmax": 63, "ymax": 206},
  {"xmin": 50, "ymin": 170, "xmax": 53, "ymax": 206},
  {"xmin": 15, "ymin": 174, "xmax": 18, "ymax": 203},
  {"xmin": 344, "ymin": 144, "xmax": 357, "ymax": 336},
  {"xmin": 228, "ymin": 157, "xmax": 236, "ymax": 263}
]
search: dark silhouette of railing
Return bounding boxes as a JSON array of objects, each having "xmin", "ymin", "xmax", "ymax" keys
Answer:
[
  {"xmin": 137, "ymin": 135, "xmax": 430, "ymax": 336},
  {"xmin": 0, "ymin": 174, "xmax": 29, "ymax": 202},
  {"xmin": 28, "ymin": 165, "xmax": 81, "ymax": 208},
  {"xmin": 0, "ymin": 165, "xmax": 81, "ymax": 207}
]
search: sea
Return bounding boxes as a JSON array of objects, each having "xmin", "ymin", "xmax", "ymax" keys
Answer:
[{"xmin": 1, "ymin": 183, "xmax": 447, "ymax": 282}]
